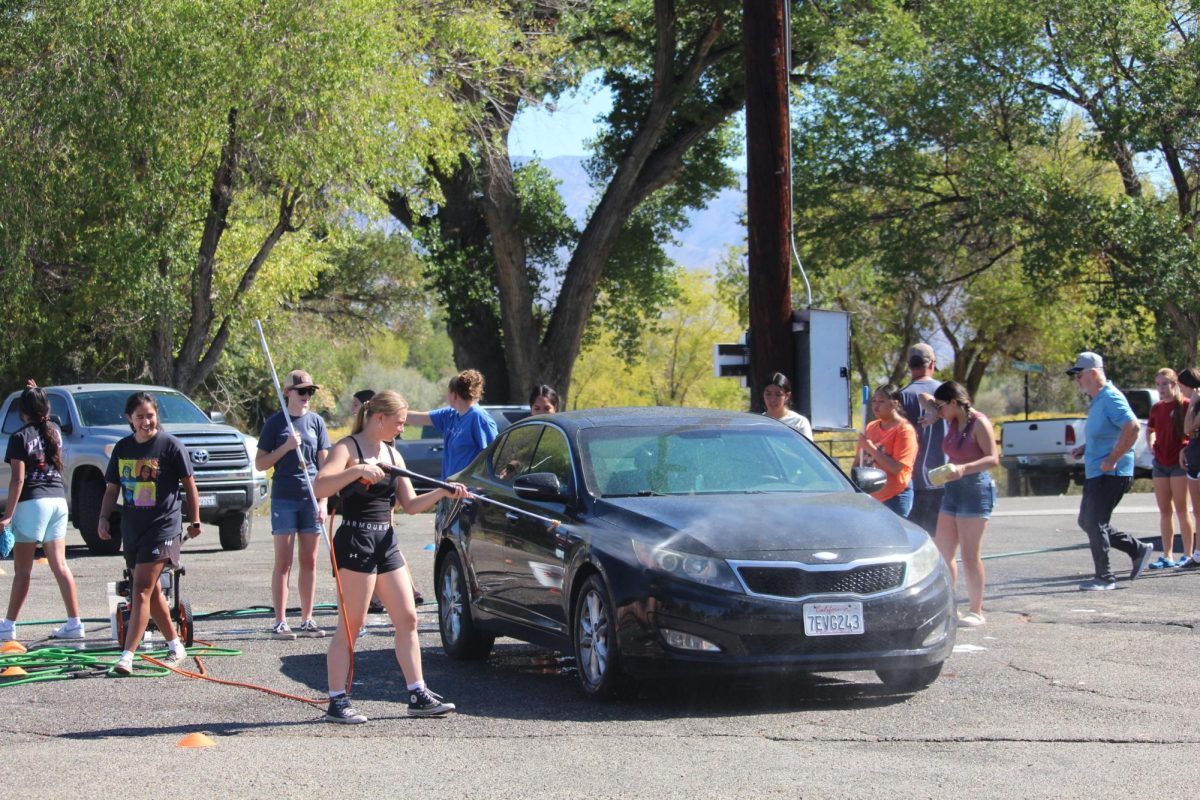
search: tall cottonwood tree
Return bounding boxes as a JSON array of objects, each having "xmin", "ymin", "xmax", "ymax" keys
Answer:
[{"xmin": 390, "ymin": 0, "xmax": 829, "ymax": 403}]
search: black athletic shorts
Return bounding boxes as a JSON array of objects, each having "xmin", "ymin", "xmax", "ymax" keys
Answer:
[
  {"xmin": 123, "ymin": 531, "xmax": 182, "ymax": 572},
  {"xmin": 333, "ymin": 520, "xmax": 405, "ymax": 575}
]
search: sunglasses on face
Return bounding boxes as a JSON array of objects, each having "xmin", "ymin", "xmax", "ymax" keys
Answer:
[{"xmin": 293, "ymin": 387, "xmax": 316, "ymax": 397}]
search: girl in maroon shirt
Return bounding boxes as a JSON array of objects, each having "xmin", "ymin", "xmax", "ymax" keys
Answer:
[{"xmin": 1147, "ymin": 368, "xmax": 1192, "ymax": 567}]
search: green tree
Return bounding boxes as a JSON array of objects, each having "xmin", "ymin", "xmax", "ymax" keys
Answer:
[
  {"xmin": 389, "ymin": 0, "xmax": 780, "ymax": 403},
  {"xmin": 0, "ymin": 0, "xmax": 463, "ymax": 391}
]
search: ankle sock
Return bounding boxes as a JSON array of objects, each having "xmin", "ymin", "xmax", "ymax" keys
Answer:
[
  {"xmin": 329, "ymin": 690, "xmax": 346, "ymax": 700},
  {"xmin": 406, "ymin": 680, "xmax": 425, "ymax": 692},
  {"xmin": 67, "ymin": 617, "xmax": 81, "ymax": 627},
  {"xmin": 120, "ymin": 650, "xmax": 134, "ymax": 662}
]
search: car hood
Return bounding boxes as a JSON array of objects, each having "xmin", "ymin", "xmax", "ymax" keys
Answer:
[{"xmin": 593, "ymin": 492, "xmax": 920, "ymax": 561}]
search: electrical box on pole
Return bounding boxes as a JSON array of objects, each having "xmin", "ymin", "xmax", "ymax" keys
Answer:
[{"xmin": 792, "ymin": 308, "xmax": 851, "ymax": 430}]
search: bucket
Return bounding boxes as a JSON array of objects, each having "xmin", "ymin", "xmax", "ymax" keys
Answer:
[{"xmin": 106, "ymin": 582, "xmax": 120, "ymax": 640}]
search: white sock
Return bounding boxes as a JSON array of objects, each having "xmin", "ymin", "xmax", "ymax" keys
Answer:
[
  {"xmin": 120, "ymin": 649, "xmax": 134, "ymax": 662},
  {"xmin": 1, "ymin": 618, "xmax": 12, "ymax": 627},
  {"xmin": 406, "ymin": 680, "xmax": 425, "ymax": 692},
  {"xmin": 329, "ymin": 690, "xmax": 346, "ymax": 699},
  {"xmin": 167, "ymin": 637, "xmax": 183, "ymax": 654},
  {"xmin": 67, "ymin": 617, "xmax": 81, "ymax": 626}
]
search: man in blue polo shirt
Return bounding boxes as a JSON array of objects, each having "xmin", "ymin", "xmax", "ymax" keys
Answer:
[{"xmin": 1067, "ymin": 352, "xmax": 1154, "ymax": 590}]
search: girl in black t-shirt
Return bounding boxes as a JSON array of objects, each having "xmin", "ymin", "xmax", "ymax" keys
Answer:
[
  {"xmin": 0, "ymin": 381, "xmax": 84, "ymax": 643},
  {"xmin": 98, "ymin": 392, "xmax": 203, "ymax": 675}
]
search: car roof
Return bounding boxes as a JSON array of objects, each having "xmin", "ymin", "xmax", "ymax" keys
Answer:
[
  {"xmin": 41, "ymin": 383, "xmax": 186, "ymax": 394},
  {"xmin": 528, "ymin": 407, "xmax": 775, "ymax": 433}
]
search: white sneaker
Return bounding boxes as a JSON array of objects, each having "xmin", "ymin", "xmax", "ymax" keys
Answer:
[
  {"xmin": 50, "ymin": 620, "xmax": 86, "ymax": 639},
  {"xmin": 271, "ymin": 621, "xmax": 296, "ymax": 640},
  {"xmin": 297, "ymin": 619, "xmax": 325, "ymax": 638},
  {"xmin": 110, "ymin": 655, "xmax": 134, "ymax": 676},
  {"xmin": 0, "ymin": 619, "xmax": 15, "ymax": 641}
]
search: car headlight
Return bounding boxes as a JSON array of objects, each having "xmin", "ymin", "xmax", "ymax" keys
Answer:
[
  {"xmin": 904, "ymin": 536, "xmax": 943, "ymax": 587},
  {"xmin": 631, "ymin": 540, "xmax": 742, "ymax": 593}
]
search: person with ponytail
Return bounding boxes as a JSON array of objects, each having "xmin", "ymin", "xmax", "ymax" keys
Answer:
[
  {"xmin": 1146, "ymin": 368, "xmax": 1192, "ymax": 568},
  {"xmin": 1176, "ymin": 367, "xmax": 1200, "ymax": 568},
  {"xmin": 918, "ymin": 380, "xmax": 999, "ymax": 627},
  {"xmin": 406, "ymin": 369, "xmax": 498, "ymax": 480},
  {"xmin": 0, "ymin": 381, "xmax": 84, "ymax": 642},
  {"xmin": 313, "ymin": 390, "xmax": 467, "ymax": 723}
]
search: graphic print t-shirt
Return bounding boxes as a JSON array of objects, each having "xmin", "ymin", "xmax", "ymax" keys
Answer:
[
  {"xmin": 104, "ymin": 433, "xmax": 193, "ymax": 543},
  {"xmin": 4, "ymin": 423, "xmax": 66, "ymax": 502}
]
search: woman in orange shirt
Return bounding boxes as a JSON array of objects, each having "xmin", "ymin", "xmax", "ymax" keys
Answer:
[{"xmin": 856, "ymin": 383, "xmax": 919, "ymax": 517}]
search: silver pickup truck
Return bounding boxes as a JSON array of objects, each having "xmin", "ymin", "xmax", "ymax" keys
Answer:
[
  {"xmin": 1000, "ymin": 388, "xmax": 1157, "ymax": 495},
  {"xmin": 0, "ymin": 383, "xmax": 267, "ymax": 554}
]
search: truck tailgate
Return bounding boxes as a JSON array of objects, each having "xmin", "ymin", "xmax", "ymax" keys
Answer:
[{"xmin": 1001, "ymin": 418, "xmax": 1084, "ymax": 457}]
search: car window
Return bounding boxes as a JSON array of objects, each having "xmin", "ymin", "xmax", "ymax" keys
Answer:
[
  {"xmin": 74, "ymin": 390, "xmax": 209, "ymax": 426},
  {"xmin": 526, "ymin": 426, "xmax": 573, "ymax": 492},
  {"xmin": 2, "ymin": 394, "xmax": 72, "ymax": 434},
  {"xmin": 490, "ymin": 424, "xmax": 543, "ymax": 486},
  {"xmin": 581, "ymin": 425, "xmax": 850, "ymax": 496}
]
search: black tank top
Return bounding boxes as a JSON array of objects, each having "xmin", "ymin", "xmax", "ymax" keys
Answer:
[{"xmin": 337, "ymin": 437, "xmax": 398, "ymax": 523}]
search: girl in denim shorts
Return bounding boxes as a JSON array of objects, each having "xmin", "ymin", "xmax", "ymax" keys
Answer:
[
  {"xmin": 1147, "ymin": 369, "xmax": 1192, "ymax": 568},
  {"xmin": 1176, "ymin": 368, "xmax": 1200, "ymax": 568},
  {"xmin": 918, "ymin": 381, "xmax": 1000, "ymax": 627}
]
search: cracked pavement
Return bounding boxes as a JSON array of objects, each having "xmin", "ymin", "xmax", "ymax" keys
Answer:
[{"xmin": 2, "ymin": 493, "xmax": 1196, "ymax": 798}]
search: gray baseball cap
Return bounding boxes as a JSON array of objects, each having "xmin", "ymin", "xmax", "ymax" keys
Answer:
[{"xmin": 1066, "ymin": 351, "xmax": 1103, "ymax": 376}]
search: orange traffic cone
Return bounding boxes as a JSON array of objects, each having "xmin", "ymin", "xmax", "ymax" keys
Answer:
[
  {"xmin": 0, "ymin": 640, "xmax": 27, "ymax": 654},
  {"xmin": 35, "ymin": 557, "xmax": 48, "ymax": 565},
  {"xmin": 176, "ymin": 732, "xmax": 216, "ymax": 748},
  {"xmin": 1, "ymin": 666, "xmax": 28, "ymax": 677}
]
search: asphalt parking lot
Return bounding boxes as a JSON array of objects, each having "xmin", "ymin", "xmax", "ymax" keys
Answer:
[{"xmin": 2, "ymin": 493, "xmax": 1197, "ymax": 799}]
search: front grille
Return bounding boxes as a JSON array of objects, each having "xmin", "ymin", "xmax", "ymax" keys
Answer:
[
  {"xmin": 737, "ymin": 563, "xmax": 905, "ymax": 599},
  {"xmin": 743, "ymin": 629, "xmax": 912, "ymax": 656},
  {"xmin": 174, "ymin": 432, "xmax": 249, "ymax": 473}
]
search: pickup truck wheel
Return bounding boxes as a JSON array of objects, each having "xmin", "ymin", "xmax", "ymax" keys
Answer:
[
  {"xmin": 1028, "ymin": 475, "xmax": 1070, "ymax": 496},
  {"xmin": 75, "ymin": 474, "xmax": 122, "ymax": 556},
  {"xmin": 217, "ymin": 511, "xmax": 251, "ymax": 551}
]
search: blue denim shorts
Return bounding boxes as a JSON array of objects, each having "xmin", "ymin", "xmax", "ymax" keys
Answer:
[
  {"xmin": 1152, "ymin": 461, "xmax": 1187, "ymax": 479},
  {"xmin": 270, "ymin": 496, "xmax": 321, "ymax": 535},
  {"xmin": 940, "ymin": 471, "xmax": 996, "ymax": 519}
]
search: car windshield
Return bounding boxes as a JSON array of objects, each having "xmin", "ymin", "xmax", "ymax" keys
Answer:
[
  {"xmin": 580, "ymin": 424, "xmax": 852, "ymax": 497},
  {"xmin": 74, "ymin": 390, "xmax": 211, "ymax": 427}
]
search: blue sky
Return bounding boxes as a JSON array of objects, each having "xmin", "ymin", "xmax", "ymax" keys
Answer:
[{"xmin": 509, "ymin": 77, "xmax": 612, "ymax": 159}]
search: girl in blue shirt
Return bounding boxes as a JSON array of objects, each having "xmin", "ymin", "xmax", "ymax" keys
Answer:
[{"xmin": 405, "ymin": 370, "xmax": 498, "ymax": 479}]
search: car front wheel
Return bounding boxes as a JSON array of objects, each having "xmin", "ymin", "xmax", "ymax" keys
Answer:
[
  {"xmin": 573, "ymin": 574, "xmax": 628, "ymax": 699},
  {"xmin": 876, "ymin": 661, "xmax": 944, "ymax": 692},
  {"xmin": 437, "ymin": 549, "xmax": 494, "ymax": 660}
]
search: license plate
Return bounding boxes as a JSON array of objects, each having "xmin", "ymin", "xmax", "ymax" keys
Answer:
[
  {"xmin": 198, "ymin": 495, "xmax": 217, "ymax": 508},
  {"xmin": 803, "ymin": 601, "xmax": 865, "ymax": 636}
]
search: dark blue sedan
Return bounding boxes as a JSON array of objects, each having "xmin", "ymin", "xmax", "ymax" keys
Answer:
[{"xmin": 433, "ymin": 407, "xmax": 955, "ymax": 698}]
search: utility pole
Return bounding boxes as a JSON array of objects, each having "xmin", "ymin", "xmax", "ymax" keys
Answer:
[{"xmin": 743, "ymin": 0, "xmax": 794, "ymax": 413}]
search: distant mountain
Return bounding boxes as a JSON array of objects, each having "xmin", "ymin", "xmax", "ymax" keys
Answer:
[{"xmin": 518, "ymin": 155, "xmax": 747, "ymax": 272}]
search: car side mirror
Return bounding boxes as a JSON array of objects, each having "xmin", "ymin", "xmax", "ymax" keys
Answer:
[
  {"xmin": 50, "ymin": 414, "xmax": 72, "ymax": 435},
  {"xmin": 513, "ymin": 472, "xmax": 569, "ymax": 503},
  {"xmin": 209, "ymin": 410, "xmax": 227, "ymax": 424},
  {"xmin": 851, "ymin": 466, "xmax": 888, "ymax": 495}
]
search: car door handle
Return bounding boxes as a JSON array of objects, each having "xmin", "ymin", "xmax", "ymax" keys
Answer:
[
  {"xmin": 505, "ymin": 512, "xmax": 520, "ymax": 523},
  {"xmin": 430, "ymin": 446, "xmax": 443, "ymax": 452}
]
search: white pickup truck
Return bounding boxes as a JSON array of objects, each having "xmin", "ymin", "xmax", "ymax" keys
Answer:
[
  {"xmin": 0, "ymin": 383, "xmax": 267, "ymax": 554},
  {"xmin": 1000, "ymin": 388, "xmax": 1157, "ymax": 495}
]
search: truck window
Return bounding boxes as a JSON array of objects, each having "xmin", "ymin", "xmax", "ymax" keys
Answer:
[{"xmin": 74, "ymin": 390, "xmax": 210, "ymax": 427}]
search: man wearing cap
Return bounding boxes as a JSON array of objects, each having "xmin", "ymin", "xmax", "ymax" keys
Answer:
[
  {"xmin": 899, "ymin": 343, "xmax": 948, "ymax": 535},
  {"xmin": 256, "ymin": 369, "xmax": 331, "ymax": 638},
  {"xmin": 1067, "ymin": 352, "xmax": 1154, "ymax": 590}
]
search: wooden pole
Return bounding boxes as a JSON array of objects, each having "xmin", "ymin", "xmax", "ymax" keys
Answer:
[{"xmin": 743, "ymin": 0, "xmax": 794, "ymax": 413}]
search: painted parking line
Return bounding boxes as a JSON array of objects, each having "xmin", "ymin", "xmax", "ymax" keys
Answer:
[{"xmin": 992, "ymin": 506, "xmax": 1157, "ymax": 517}]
